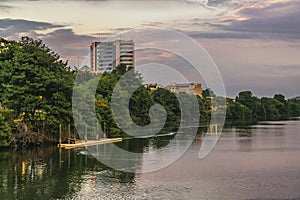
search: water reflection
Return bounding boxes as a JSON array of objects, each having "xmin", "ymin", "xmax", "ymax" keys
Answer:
[
  {"xmin": 85, "ymin": 127, "xmax": 198, "ymax": 173},
  {"xmin": 0, "ymin": 119, "xmax": 300, "ymax": 199},
  {"xmin": 238, "ymin": 138, "xmax": 252, "ymax": 152},
  {"xmin": 0, "ymin": 134, "xmax": 179, "ymax": 199},
  {"xmin": 0, "ymin": 146, "xmax": 136, "ymax": 200}
]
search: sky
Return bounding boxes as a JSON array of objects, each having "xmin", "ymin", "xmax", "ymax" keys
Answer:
[{"xmin": 0, "ymin": 0, "xmax": 299, "ymax": 98}]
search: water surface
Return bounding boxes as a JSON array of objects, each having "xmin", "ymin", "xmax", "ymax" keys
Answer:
[{"xmin": 1, "ymin": 119, "xmax": 300, "ymax": 199}]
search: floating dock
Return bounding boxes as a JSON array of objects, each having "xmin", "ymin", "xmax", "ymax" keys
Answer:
[{"xmin": 59, "ymin": 138, "xmax": 123, "ymax": 149}]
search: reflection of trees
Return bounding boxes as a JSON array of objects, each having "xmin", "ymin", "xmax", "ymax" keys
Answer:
[
  {"xmin": 224, "ymin": 120, "xmax": 257, "ymax": 128},
  {"xmin": 115, "ymin": 138, "xmax": 149, "ymax": 153},
  {"xmin": 237, "ymin": 128, "xmax": 253, "ymax": 137},
  {"xmin": 149, "ymin": 136, "xmax": 175, "ymax": 149},
  {"xmin": 0, "ymin": 146, "xmax": 136, "ymax": 199},
  {"xmin": 118, "ymin": 134, "xmax": 176, "ymax": 152}
]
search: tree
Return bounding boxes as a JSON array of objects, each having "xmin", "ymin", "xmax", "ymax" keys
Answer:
[
  {"xmin": 273, "ymin": 94, "xmax": 288, "ymax": 118},
  {"xmin": 261, "ymin": 98, "xmax": 280, "ymax": 120},
  {"xmin": 202, "ymin": 88, "xmax": 216, "ymax": 98},
  {"xmin": 226, "ymin": 101, "xmax": 252, "ymax": 121},
  {"xmin": 0, "ymin": 108, "xmax": 12, "ymax": 147},
  {"xmin": 152, "ymin": 88, "xmax": 181, "ymax": 127},
  {"xmin": 0, "ymin": 37, "xmax": 75, "ymax": 138},
  {"xmin": 236, "ymin": 91, "xmax": 262, "ymax": 120},
  {"xmin": 288, "ymin": 99, "xmax": 300, "ymax": 117},
  {"xmin": 197, "ymin": 96, "xmax": 209, "ymax": 124}
]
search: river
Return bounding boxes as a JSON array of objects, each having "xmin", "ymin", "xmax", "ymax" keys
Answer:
[{"xmin": 1, "ymin": 119, "xmax": 300, "ymax": 200}]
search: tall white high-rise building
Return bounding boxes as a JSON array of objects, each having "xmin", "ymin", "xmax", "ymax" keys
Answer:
[{"xmin": 90, "ymin": 40, "xmax": 134, "ymax": 73}]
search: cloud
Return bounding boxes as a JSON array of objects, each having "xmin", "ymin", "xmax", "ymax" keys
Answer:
[
  {"xmin": 183, "ymin": 1, "xmax": 300, "ymax": 41},
  {"xmin": 0, "ymin": 18, "xmax": 97, "ymax": 66},
  {"xmin": 35, "ymin": 29, "xmax": 97, "ymax": 66},
  {"xmin": 141, "ymin": 21, "xmax": 164, "ymax": 27},
  {"xmin": 185, "ymin": 0, "xmax": 259, "ymax": 10},
  {"xmin": 0, "ymin": 5, "xmax": 13, "ymax": 10},
  {"xmin": 222, "ymin": 2, "xmax": 300, "ymax": 39},
  {"xmin": 0, "ymin": 4, "xmax": 14, "ymax": 14},
  {"xmin": 187, "ymin": 30, "xmax": 260, "ymax": 39},
  {"xmin": 0, "ymin": 18, "xmax": 65, "ymax": 40},
  {"xmin": 184, "ymin": 0, "xmax": 207, "ymax": 6}
]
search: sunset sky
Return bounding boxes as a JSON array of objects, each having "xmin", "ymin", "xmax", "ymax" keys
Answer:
[{"xmin": 0, "ymin": 0, "xmax": 299, "ymax": 98}]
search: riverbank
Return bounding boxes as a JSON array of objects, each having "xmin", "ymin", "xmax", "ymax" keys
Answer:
[{"xmin": 3, "ymin": 116, "xmax": 299, "ymax": 150}]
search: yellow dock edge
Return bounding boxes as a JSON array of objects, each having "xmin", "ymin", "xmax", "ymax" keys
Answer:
[{"xmin": 58, "ymin": 138, "xmax": 122, "ymax": 149}]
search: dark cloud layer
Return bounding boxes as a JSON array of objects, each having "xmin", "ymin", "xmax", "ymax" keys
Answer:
[
  {"xmin": 0, "ymin": 18, "xmax": 64, "ymax": 39},
  {"xmin": 188, "ymin": 30, "xmax": 260, "ymax": 39},
  {"xmin": 0, "ymin": 5, "xmax": 13, "ymax": 10},
  {"xmin": 223, "ymin": 2, "xmax": 300, "ymax": 40},
  {"xmin": 189, "ymin": 1, "xmax": 300, "ymax": 41},
  {"xmin": 0, "ymin": 18, "xmax": 96, "ymax": 66},
  {"xmin": 0, "ymin": 18, "xmax": 63, "ymax": 30},
  {"xmin": 31, "ymin": 29, "xmax": 97, "ymax": 66},
  {"xmin": 41, "ymin": 29, "xmax": 96, "ymax": 58}
]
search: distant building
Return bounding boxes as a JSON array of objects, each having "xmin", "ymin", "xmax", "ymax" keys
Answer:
[
  {"xmin": 165, "ymin": 83, "xmax": 202, "ymax": 97},
  {"xmin": 144, "ymin": 83, "xmax": 163, "ymax": 91},
  {"xmin": 90, "ymin": 40, "xmax": 134, "ymax": 73}
]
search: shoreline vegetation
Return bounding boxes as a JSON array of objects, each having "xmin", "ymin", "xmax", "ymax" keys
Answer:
[{"xmin": 0, "ymin": 37, "xmax": 300, "ymax": 149}]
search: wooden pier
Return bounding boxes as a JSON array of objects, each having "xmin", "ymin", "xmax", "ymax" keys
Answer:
[{"xmin": 59, "ymin": 138, "xmax": 123, "ymax": 149}]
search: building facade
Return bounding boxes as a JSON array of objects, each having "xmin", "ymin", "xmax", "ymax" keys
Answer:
[
  {"xmin": 90, "ymin": 40, "xmax": 134, "ymax": 73},
  {"xmin": 165, "ymin": 83, "xmax": 203, "ymax": 97},
  {"xmin": 144, "ymin": 83, "xmax": 163, "ymax": 91}
]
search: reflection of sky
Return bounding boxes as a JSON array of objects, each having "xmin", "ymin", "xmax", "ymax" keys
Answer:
[
  {"xmin": 72, "ymin": 120, "xmax": 300, "ymax": 199},
  {"xmin": 0, "ymin": 0, "xmax": 299, "ymax": 97}
]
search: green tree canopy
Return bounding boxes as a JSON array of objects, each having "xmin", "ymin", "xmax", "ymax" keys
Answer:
[{"xmin": 0, "ymin": 37, "xmax": 75, "ymax": 136}]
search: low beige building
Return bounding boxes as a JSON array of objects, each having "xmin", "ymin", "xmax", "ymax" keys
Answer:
[
  {"xmin": 144, "ymin": 83, "xmax": 163, "ymax": 91},
  {"xmin": 165, "ymin": 83, "xmax": 202, "ymax": 97}
]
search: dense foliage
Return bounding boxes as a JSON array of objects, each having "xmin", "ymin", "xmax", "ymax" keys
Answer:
[
  {"xmin": 0, "ymin": 37, "xmax": 75, "ymax": 147},
  {"xmin": 227, "ymin": 91, "xmax": 300, "ymax": 122},
  {"xmin": 0, "ymin": 107, "xmax": 12, "ymax": 147},
  {"xmin": 76, "ymin": 65, "xmax": 203, "ymax": 138}
]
